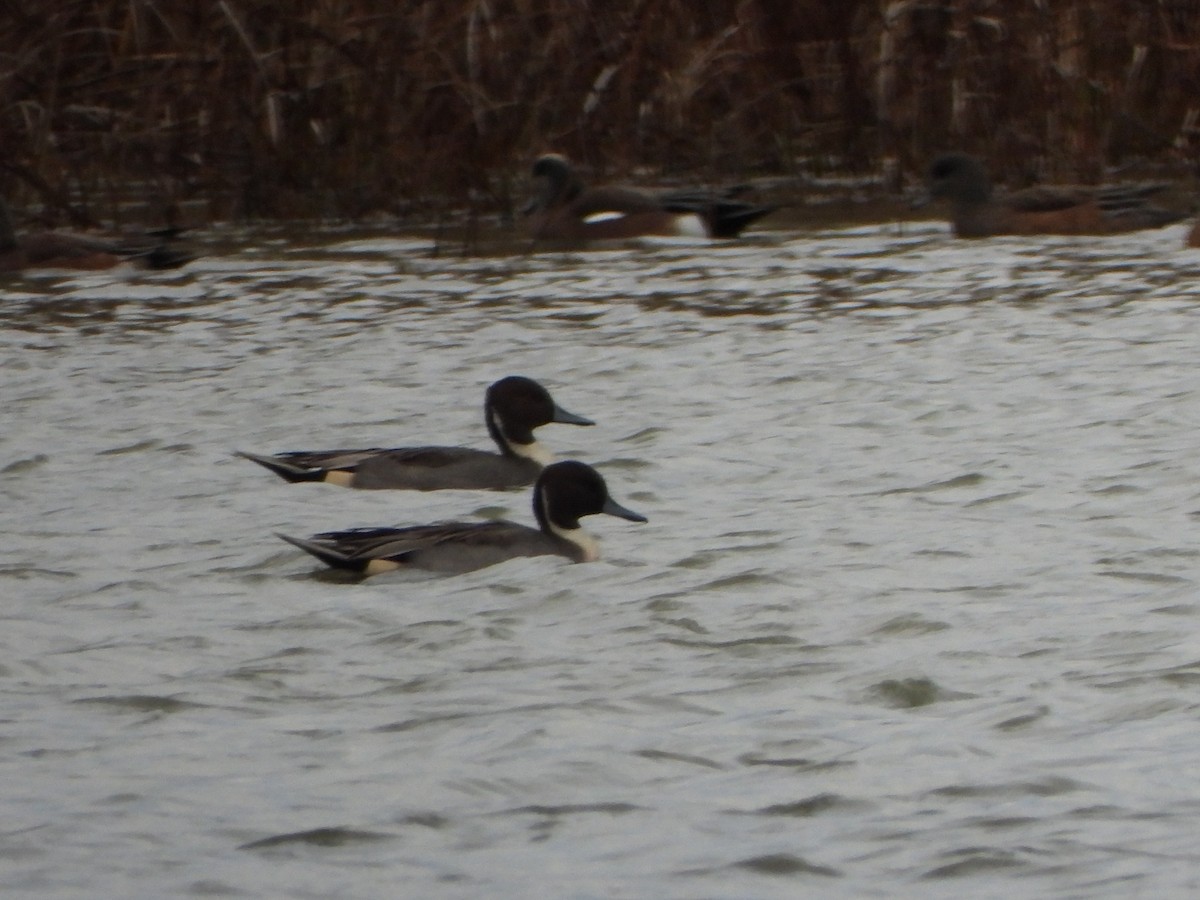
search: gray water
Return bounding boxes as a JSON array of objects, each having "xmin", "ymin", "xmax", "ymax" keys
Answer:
[{"xmin": 3, "ymin": 220, "xmax": 1200, "ymax": 899}]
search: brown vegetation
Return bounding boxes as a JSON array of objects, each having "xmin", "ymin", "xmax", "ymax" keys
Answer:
[{"xmin": 2, "ymin": 0, "xmax": 1199, "ymax": 225}]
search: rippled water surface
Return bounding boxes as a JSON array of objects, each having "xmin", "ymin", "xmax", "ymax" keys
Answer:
[{"xmin": 4, "ymin": 220, "xmax": 1200, "ymax": 898}]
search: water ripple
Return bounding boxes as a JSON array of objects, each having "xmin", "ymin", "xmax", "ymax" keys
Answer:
[{"xmin": 3, "ymin": 220, "xmax": 1200, "ymax": 897}]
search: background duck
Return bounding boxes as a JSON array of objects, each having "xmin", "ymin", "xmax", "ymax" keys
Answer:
[
  {"xmin": 278, "ymin": 460, "xmax": 647, "ymax": 575},
  {"xmin": 918, "ymin": 152, "xmax": 1184, "ymax": 238},
  {"xmin": 522, "ymin": 154, "xmax": 775, "ymax": 242},
  {"xmin": 0, "ymin": 198, "xmax": 192, "ymax": 271},
  {"xmin": 237, "ymin": 376, "xmax": 594, "ymax": 490}
]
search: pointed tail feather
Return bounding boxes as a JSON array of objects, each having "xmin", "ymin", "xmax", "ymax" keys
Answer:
[
  {"xmin": 1096, "ymin": 183, "xmax": 1185, "ymax": 227},
  {"xmin": 139, "ymin": 243, "xmax": 194, "ymax": 270},
  {"xmin": 236, "ymin": 450, "xmax": 325, "ymax": 484},
  {"xmin": 709, "ymin": 202, "xmax": 776, "ymax": 238},
  {"xmin": 277, "ymin": 533, "xmax": 367, "ymax": 572},
  {"xmin": 114, "ymin": 235, "xmax": 195, "ymax": 269},
  {"xmin": 659, "ymin": 193, "xmax": 776, "ymax": 238}
]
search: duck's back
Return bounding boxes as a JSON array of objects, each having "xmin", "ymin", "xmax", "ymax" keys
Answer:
[
  {"xmin": 349, "ymin": 446, "xmax": 541, "ymax": 490},
  {"xmin": 2, "ymin": 232, "xmax": 122, "ymax": 270},
  {"xmin": 318, "ymin": 519, "xmax": 572, "ymax": 573}
]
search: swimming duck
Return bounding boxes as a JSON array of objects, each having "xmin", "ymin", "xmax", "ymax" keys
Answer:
[
  {"xmin": 0, "ymin": 197, "xmax": 193, "ymax": 271},
  {"xmin": 522, "ymin": 154, "xmax": 775, "ymax": 242},
  {"xmin": 237, "ymin": 376, "xmax": 594, "ymax": 491},
  {"xmin": 278, "ymin": 460, "xmax": 647, "ymax": 575},
  {"xmin": 918, "ymin": 153, "xmax": 1184, "ymax": 237}
]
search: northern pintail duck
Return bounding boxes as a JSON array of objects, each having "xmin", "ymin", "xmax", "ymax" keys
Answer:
[
  {"xmin": 522, "ymin": 154, "xmax": 775, "ymax": 242},
  {"xmin": 918, "ymin": 152, "xmax": 1184, "ymax": 237},
  {"xmin": 237, "ymin": 376, "xmax": 594, "ymax": 491},
  {"xmin": 0, "ymin": 197, "xmax": 192, "ymax": 271},
  {"xmin": 278, "ymin": 460, "xmax": 647, "ymax": 575}
]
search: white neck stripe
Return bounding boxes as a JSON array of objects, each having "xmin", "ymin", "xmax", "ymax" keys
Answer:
[
  {"xmin": 539, "ymin": 491, "xmax": 599, "ymax": 561},
  {"xmin": 491, "ymin": 409, "xmax": 554, "ymax": 465},
  {"xmin": 548, "ymin": 521, "xmax": 600, "ymax": 562},
  {"xmin": 511, "ymin": 439, "xmax": 553, "ymax": 466}
]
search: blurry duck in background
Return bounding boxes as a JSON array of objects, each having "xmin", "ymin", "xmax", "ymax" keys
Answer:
[
  {"xmin": 522, "ymin": 154, "xmax": 776, "ymax": 242},
  {"xmin": 917, "ymin": 153, "xmax": 1186, "ymax": 238},
  {"xmin": 237, "ymin": 376, "xmax": 595, "ymax": 491},
  {"xmin": 0, "ymin": 197, "xmax": 193, "ymax": 272}
]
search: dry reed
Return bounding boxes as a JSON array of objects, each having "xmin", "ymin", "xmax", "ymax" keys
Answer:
[{"xmin": 1, "ymin": 0, "xmax": 1198, "ymax": 224}]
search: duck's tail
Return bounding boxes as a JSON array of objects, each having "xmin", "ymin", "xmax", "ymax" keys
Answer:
[
  {"xmin": 1096, "ymin": 183, "xmax": 1186, "ymax": 229},
  {"xmin": 276, "ymin": 533, "xmax": 367, "ymax": 572},
  {"xmin": 115, "ymin": 231, "xmax": 195, "ymax": 269},
  {"xmin": 707, "ymin": 201, "xmax": 777, "ymax": 238},
  {"xmin": 660, "ymin": 189, "xmax": 776, "ymax": 238},
  {"xmin": 236, "ymin": 450, "xmax": 325, "ymax": 483}
]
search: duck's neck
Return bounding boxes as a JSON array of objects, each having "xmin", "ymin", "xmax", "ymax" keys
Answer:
[
  {"xmin": 534, "ymin": 490, "xmax": 599, "ymax": 561},
  {"xmin": 509, "ymin": 439, "xmax": 553, "ymax": 466},
  {"xmin": 488, "ymin": 409, "xmax": 553, "ymax": 465},
  {"xmin": 553, "ymin": 524, "xmax": 599, "ymax": 562}
]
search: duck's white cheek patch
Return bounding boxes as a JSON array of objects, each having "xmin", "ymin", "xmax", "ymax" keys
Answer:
[
  {"xmin": 583, "ymin": 211, "xmax": 627, "ymax": 224},
  {"xmin": 324, "ymin": 470, "xmax": 356, "ymax": 487},
  {"xmin": 365, "ymin": 558, "xmax": 403, "ymax": 576}
]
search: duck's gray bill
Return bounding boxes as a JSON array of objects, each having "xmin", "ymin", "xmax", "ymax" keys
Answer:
[
  {"xmin": 553, "ymin": 405, "xmax": 595, "ymax": 427},
  {"xmin": 603, "ymin": 497, "xmax": 647, "ymax": 523}
]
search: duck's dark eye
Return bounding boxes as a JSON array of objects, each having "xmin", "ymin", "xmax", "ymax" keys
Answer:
[
  {"xmin": 532, "ymin": 157, "xmax": 563, "ymax": 179},
  {"xmin": 931, "ymin": 159, "xmax": 956, "ymax": 178}
]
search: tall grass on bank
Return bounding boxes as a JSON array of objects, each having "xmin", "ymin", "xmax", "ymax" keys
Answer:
[{"xmin": 1, "ymin": 0, "xmax": 1198, "ymax": 224}]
